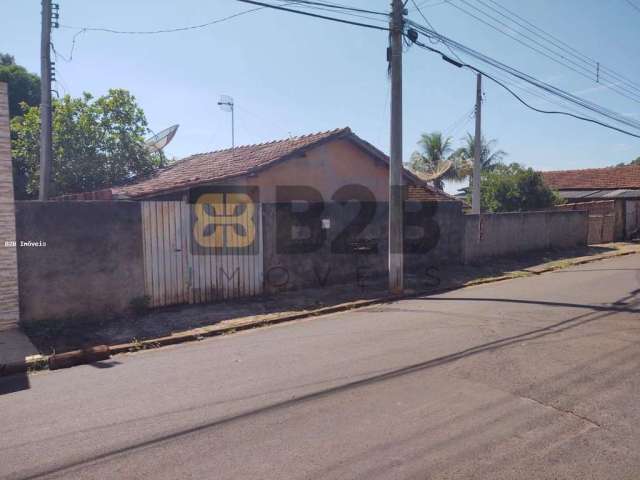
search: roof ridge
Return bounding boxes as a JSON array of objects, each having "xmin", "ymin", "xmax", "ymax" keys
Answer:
[
  {"xmin": 182, "ymin": 127, "xmax": 351, "ymax": 160},
  {"xmin": 542, "ymin": 164, "xmax": 640, "ymax": 174}
]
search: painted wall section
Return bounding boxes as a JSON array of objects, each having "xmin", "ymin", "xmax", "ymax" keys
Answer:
[
  {"xmin": 261, "ymin": 201, "xmax": 464, "ymax": 292},
  {"xmin": 0, "ymin": 83, "xmax": 20, "ymax": 331},
  {"xmin": 223, "ymin": 139, "xmax": 390, "ymax": 203},
  {"xmin": 463, "ymin": 211, "xmax": 588, "ymax": 264},
  {"xmin": 15, "ymin": 202, "xmax": 145, "ymax": 324}
]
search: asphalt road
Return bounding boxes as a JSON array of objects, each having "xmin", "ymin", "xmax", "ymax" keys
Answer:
[{"xmin": 1, "ymin": 254, "xmax": 640, "ymax": 480}]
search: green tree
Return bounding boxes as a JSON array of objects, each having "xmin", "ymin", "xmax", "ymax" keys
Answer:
[
  {"xmin": 451, "ymin": 133, "xmax": 507, "ymax": 172},
  {"xmin": 470, "ymin": 162, "xmax": 563, "ymax": 213},
  {"xmin": 409, "ymin": 132, "xmax": 467, "ymax": 190},
  {"xmin": 0, "ymin": 53, "xmax": 40, "ymax": 119},
  {"xmin": 617, "ymin": 156, "xmax": 640, "ymax": 167},
  {"xmin": 11, "ymin": 89, "xmax": 167, "ymax": 198},
  {"xmin": 1, "ymin": 53, "xmax": 15, "ymax": 66}
]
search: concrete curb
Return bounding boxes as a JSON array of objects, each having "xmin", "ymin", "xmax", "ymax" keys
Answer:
[
  {"xmin": 105, "ymin": 248, "xmax": 640, "ymax": 356},
  {"xmin": 1, "ymin": 247, "xmax": 637, "ymax": 377}
]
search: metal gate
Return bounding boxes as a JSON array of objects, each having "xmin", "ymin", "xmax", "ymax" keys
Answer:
[{"xmin": 141, "ymin": 201, "xmax": 263, "ymax": 308}]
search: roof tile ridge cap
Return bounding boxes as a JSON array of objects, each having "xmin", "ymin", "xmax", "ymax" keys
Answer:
[{"xmin": 542, "ymin": 164, "xmax": 640, "ymax": 174}]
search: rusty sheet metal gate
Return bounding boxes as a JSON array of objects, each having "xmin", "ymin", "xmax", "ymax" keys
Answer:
[
  {"xmin": 141, "ymin": 200, "xmax": 263, "ymax": 307},
  {"xmin": 554, "ymin": 200, "xmax": 616, "ymax": 244}
]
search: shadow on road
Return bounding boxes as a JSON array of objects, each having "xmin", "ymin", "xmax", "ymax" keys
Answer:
[
  {"xmin": 16, "ymin": 286, "xmax": 638, "ymax": 480},
  {"xmin": 413, "ymin": 296, "xmax": 640, "ymax": 313},
  {"xmin": 0, "ymin": 371, "xmax": 30, "ymax": 395}
]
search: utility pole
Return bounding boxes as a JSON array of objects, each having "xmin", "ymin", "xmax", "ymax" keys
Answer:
[
  {"xmin": 388, "ymin": 0, "xmax": 404, "ymax": 294},
  {"xmin": 39, "ymin": 0, "xmax": 53, "ymax": 200},
  {"xmin": 471, "ymin": 73, "xmax": 482, "ymax": 214}
]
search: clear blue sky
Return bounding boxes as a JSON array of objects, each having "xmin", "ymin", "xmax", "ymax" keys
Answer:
[{"xmin": 2, "ymin": 0, "xmax": 640, "ymax": 193}]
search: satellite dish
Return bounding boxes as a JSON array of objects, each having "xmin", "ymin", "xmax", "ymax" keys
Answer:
[
  {"xmin": 412, "ymin": 159, "xmax": 453, "ymax": 182},
  {"xmin": 144, "ymin": 124, "xmax": 179, "ymax": 153}
]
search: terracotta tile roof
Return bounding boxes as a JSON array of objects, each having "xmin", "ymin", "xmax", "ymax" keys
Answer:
[
  {"xmin": 541, "ymin": 165, "xmax": 640, "ymax": 190},
  {"xmin": 111, "ymin": 127, "xmax": 461, "ymax": 203},
  {"xmin": 113, "ymin": 128, "xmax": 353, "ymax": 198},
  {"xmin": 405, "ymin": 185, "xmax": 462, "ymax": 203}
]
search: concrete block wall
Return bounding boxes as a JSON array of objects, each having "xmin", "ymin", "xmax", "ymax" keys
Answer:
[
  {"xmin": 463, "ymin": 210, "xmax": 588, "ymax": 264},
  {"xmin": 0, "ymin": 83, "xmax": 20, "ymax": 331},
  {"xmin": 262, "ymin": 201, "xmax": 464, "ymax": 292},
  {"xmin": 261, "ymin": 202, "xmax": 388, "ymax": 293},
  {"xmin": 15, "ymin": 201, "xmax": 146, "ymax": 324}
]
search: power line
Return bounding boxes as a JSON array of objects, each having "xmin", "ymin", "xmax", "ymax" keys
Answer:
[
  {"xmin": 480, "ymin": 0, "xmax": 640, "ymax": 97},
  {"xmin": 60, "ymin": 6, "xmax": 269, "ymax": 34},
  {"xmin": 244, "ymin": 0, "xmax": 640, "ymax": 138},
  {"xmin": 409, "ymin": 0, "xmax": 450, "ymax": 9},
  {"xmin": 55, "ymin": 0, "xmax": 640, "ymax": 140},
  {"xmin": 410, "ymin": 0, "xmax": 464, "ymax": 63},
  {"xmin": 443, "ymin": 0, "xmax": 640, "ymax": 104},
  {"xmin": 477, "ymin": 68, "xmax": 640, "ymax": 139},
  {"xmin": 271, "ymin": 1, "xmax": 390, "ymax": 25},
  {"xmin": 407, "ymin": 20, "xmax": 640, "ymax": 130},
  {"xmin": 623, "ymin": 0, "xmax": 640, "ymax": 13},
  {"xmin": 442, "ymin": 105, "xmax": 475, "ymax": 137},
  {"xmin": 463, "ymin": 0, "xmax": 640, "ymax": 97},
  {"xmin": 237, "ymin": 0, "xmax": 389, "ymax": 30},
  {"xmin": 408, "ymin": 35, "xmax": 640, "ymax": 139},
  {"xmin": 274, "ymin": 0, "xmax": 388, "ymax": 16},
  {"xmin": 482, "ymin": 68, "xmax": 602, "ymax": 121},
  {"xmin": 56, "ymin": 1, "xmax": 386, "ymax": 64},
  {"xmin": 51, "ymin": 28, "xmax": 85, "ymax": 62}
]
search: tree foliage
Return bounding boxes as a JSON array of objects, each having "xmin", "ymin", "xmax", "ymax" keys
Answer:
[
  {"xmin": 1, "ymin": 53, "xmax": 15, "ymax": 66},
  {"xmin": 0, "ymin": 53, "xmax": 40, "ymax": 119},
  {"xmin": 11, "ymin": 89, "xmax": 167, "ymax": 198},
  {"xmin": 471, "ymin": 163, "xmax": 564, "ymax": 213},
  {"xmin": 410, "ymin": 131, "xmax": 507, "ymax": 192},
  {"xmin": 409, "ymin": 132, "xmax": 469, "ymax": 190},
  {"xmin": 615, "ymin": 156, "xmax": 640, "ymax": 167},
  {"xmin": 451, "ymin": 133, "xmax": 506, "ymax": 171}
]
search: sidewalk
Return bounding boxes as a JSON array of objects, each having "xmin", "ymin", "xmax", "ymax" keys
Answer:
[{"xmin": 20, "ymin": 242, "xmax": 639, "ymax": 357}]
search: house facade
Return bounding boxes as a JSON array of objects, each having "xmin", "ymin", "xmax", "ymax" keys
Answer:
[
  {"xmin": 64, "ymin": 127, "xmax": 458, "ymax": 205},
  {"xmin": 542, "ymin": 165, "xmax": 640, "ymax": 240}
]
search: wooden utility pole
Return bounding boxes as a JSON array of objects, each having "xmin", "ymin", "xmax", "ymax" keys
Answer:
[
  {"xmin": 471, "ymin": 73, "xmax": 482, "ymax": 214},
  {"xmin": 388, "ymin": 0, "xmax": 404, "ymax": 294},
  {"xmin": 39, "ymin": 0, "xmax": 53, "ymax": 200}
]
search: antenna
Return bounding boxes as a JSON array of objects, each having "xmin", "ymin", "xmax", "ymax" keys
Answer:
[
  {"xmin": 144, "ymin": 124, "xmax": 179, "ymax": 153},
  {"xmin": 217, "ymin": 95, "xmax": 235, "ymax": 148}
]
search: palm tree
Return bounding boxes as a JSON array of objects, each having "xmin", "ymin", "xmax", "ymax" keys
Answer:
[
  {"xmin": 409, "ymin": 132, "xmax": 466, "ymax": 190},
  {"xmin": 451, "ymin": 133, "xmax": 507, "ymax": 171}
]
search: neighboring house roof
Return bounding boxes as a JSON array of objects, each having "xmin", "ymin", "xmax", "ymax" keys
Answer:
[
  {"xmin": 557, "ymin": 189, "xmax": 640, "ymax": 200},
  {"xmin": 112, "ymin": 127, "xmax": 457, "ymax": 202},
  {"xmin": 541, "ymin": 165, "xmax": 640, "ymax": 190}
]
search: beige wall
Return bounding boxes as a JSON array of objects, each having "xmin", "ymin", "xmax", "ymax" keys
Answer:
[
  {"xmin": 225, "ymin": 139, "xmax": 390, "ymax": 203},
  {"xmin": 0, "ymin": 83, "xmax": 20, "ymax": 330}
]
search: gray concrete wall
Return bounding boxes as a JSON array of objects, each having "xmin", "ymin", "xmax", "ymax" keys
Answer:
[
  {"xmin": 0, "ymin": 82, "xmax": 20, "ymax": 331},
  {"xmin": 262, "ymin": 201, "xmax": 464, "ymax": 292},
  {"xmin": 15, "ymin": 201, "xmax": 145, "ymax": 324},
  {"xmin": 463, "ymin": 210, "xmax": 588, "ymax": 264}
]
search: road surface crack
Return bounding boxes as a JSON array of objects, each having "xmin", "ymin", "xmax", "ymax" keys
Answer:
[{"xmin": 519, "ymin": 394, "xmax": 602, "ymax": 428}]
